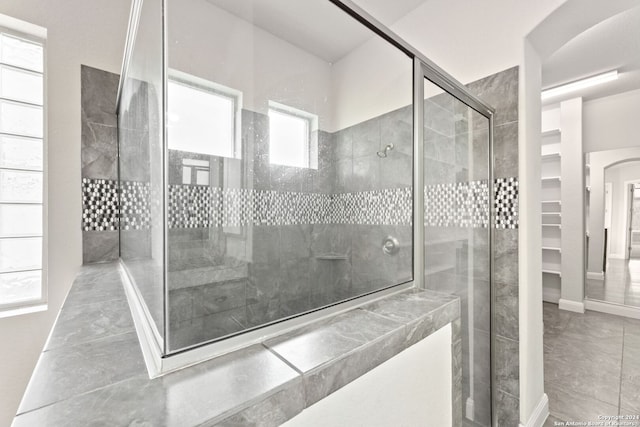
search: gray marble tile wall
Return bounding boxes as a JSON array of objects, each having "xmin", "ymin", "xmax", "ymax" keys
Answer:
[
  {"xmin": 164, "ymin": 106, "xmax": 414, "ymax": 350},
  {"xmin": 163, "ymin": 109, "xmax": 338, "ymax": 349},
  {"xmin": 421, "ymin": 67, "xmax": 520, "ymax": 427},
  {"xmin": 81, "ymin": 66, "xmax": 120, "ymax": 263},
  {"xmin": 81, "ymin": 67, "xmax": 482, "ymax": 375},
  {"xmin": 332, "ymin": 106, "xmax": 414, "ymax": 305},
  {"xmin": 467, "ymin": 66, "xmax": 520, "ymax": 426}
]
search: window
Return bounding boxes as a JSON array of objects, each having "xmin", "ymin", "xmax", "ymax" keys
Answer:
[
  {"xmin": 181, "ymin": 158, "xmax": 210, "ymax": 186},
  {"xmin": 167, "ymin": 73, "xmax": 240, "ymax": 158},
  {"xmin": 268, "ymin": 102, "xmax": 317, "ymax": 169},
  {"xmin": 0, "ymin": 28, "xmax": 45, "ymax": 315}
]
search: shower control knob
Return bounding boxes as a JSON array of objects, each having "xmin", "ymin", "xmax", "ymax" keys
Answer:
[{"xmin": 382, "ymin": 236, "xmax": 400, "ymax": 256}]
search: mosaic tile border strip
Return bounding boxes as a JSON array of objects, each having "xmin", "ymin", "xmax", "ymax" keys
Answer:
[
  {"xmin": 168, "ymin": 186, "xmax": 413, "ymax": 228},
  {"xmin": 424, "ymin": 180, "xmax": 490, "ymax": 228},
  {"xmin": 82, "ymin": 178, "xmax": 119, "ymax": 231},
  {"xmin": 81, "ymin": 177, "xmax": 518, "ymax": 231},
  {"xmin": 495, "ymin": 177, "xmax": 519, "ymax": 230}
]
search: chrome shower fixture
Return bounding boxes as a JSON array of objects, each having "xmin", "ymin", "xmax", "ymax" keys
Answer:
[{"xmin": 377, "ymin": 143, "xmax": 394, "ymax": 158}]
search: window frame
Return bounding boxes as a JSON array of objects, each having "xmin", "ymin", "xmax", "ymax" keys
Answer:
[
  {"xmin": 167, "ymin": 70, "xmax": 242, "ymax": 160},
  {"xmin": 0, "ymin": 23, "xmax": 47, "ymax": 318},
  {"xmin": 268, "ymin": 101, "xmax": 318, "ymax": 169}
]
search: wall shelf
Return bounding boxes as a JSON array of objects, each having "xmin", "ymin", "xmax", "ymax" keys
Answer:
[
  {"xmin": 542, "ymin": 152, "xmax": 561, "ymax": 160},
  {"xmin": 541, "ymin": 200, "xmax": 561, "ymax": 204},
  {"xmin": 542, "ymin": 176, "xmax": 562, "ymax": 182},
  {"xmin": 542, "ymin": 269, "xmax": 561, "ymax": 276},
  {"xmin": 542, "ymin": 129, "xmax": 561, "ymax": 137},
  {"xmin": 542, "ymin": 247, "xmax": 561, "ymax": 252},
  {"xmin": 541, "ymin": 212, "xmax": 561, "ymax": 216},
  {"xmin": 542, "ymin": 224, "xmax": 561, "ymax": 229}
]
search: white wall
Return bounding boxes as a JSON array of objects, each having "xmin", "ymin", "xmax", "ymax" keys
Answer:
[
  {"xmin": 283, "ymin": 325, "xmax": 452, "ymax": 427},
  {"xmin": 379, "ymin": 0, "xmax": 566, "ymax": 86},
  {"xmin": 0, "ymin": 1, "xmax": 129, "ymax": 425},
  {"xmin": 167, "ymin": 0, "xmax": 334, "ymax": 131},
  {"xmin": 519, "ymin": 38, "xmax": 547, "ymax": 426},
  {"xmin": 584, "ymin": 88, "xmax": 640, "ymax": 153},
  {"xmin": 604, "ymin": 162, "xmax": 640, "ymax": 258},
  {"xmin": 560, "ymin": 98, "xmax": 585, "ymax": 307},
  {"xmin": 333, "ymin": 0, "xmax": 566, "ymax": 133},
  {"xmin": 587, "ymin": 148, "xmax": 640, "ymax": 275},
  {"xmin": 330, "ymin": 34, "xmax": 412, "ymax": 131}
]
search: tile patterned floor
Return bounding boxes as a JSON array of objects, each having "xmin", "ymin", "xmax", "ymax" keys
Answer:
[
  {"xmin": 586, "ymin": 259, "xmax": 640, "ymax": 307},
  {"xmin": 543, "ymin": 302, "xmax": 640, "ymax": 426}
]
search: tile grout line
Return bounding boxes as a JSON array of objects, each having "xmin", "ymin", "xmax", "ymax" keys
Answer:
[
  {"xmin": 260, "ymin": 343, "xmax": 304, "ymax": 376},
  {"xmin": 16, "ymin": 373, "xmax": 149, "ymax": 417}
]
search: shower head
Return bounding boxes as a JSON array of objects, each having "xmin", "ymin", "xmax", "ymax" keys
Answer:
[{"xmin": 377, "ymin": 143, "xmax": 394, "ymax": 158}]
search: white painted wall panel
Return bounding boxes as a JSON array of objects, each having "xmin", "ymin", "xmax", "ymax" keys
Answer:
[{"xmin": 283, "ymin": 325, "xmax": 452, "ymax": 427}]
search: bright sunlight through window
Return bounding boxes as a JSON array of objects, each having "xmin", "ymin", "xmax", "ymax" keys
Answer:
[
  {"xmin": 167, "ymin": 78, "xmax": 239, "ymax": 158},
  {"xmin": 268, "ymin": 104, "xmax": 316, "ymax": 169},
  {"xmin": 0, "ymin": 29, "xmax": 45, "ymax": 313}
]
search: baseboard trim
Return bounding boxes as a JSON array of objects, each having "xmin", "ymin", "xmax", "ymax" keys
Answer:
[
  {"xmin": 584, "ymin": 299, "xmax": 640, "ymax": 320},
  {"xmin": 519, "ymin": 393, "xmax": 549, "ymax": 427},
  {"xmin": 586, "ymin": 271, "xmax": 604, "ymax": 281},
  {"xmin": 542, "ymin": 287, "xmax": 560, "ymax": 304},
  {"xmin": 558, "ymin": 299, "xmax": 585, "ymax": 313}
]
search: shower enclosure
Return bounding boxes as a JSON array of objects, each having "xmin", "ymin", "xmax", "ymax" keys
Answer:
[{"xmin": 117, "ymin": 0, "xmax": 494, "ymax": 425}]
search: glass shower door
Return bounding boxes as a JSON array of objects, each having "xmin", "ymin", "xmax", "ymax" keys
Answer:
[{"xmin": 422, "ymin": 77, "xmax": 492, "ymax": 427}]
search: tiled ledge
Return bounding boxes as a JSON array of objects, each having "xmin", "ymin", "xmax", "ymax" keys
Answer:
[{"xmin": 13, "ymin": 262, "xmax": 460, "ymax": 427}]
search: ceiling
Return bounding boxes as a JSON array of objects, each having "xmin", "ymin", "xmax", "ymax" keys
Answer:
[
  {"xmin": 542, "ymin": 5, "xmax": 640, "ymax": 105},
  {"xmin": 206, "ymin": 0, "xmax": 425, "ymax": 63}
]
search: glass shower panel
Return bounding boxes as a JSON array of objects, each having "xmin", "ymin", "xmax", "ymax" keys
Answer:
[
  {"xmin": 423, "ymin": 79, "xmax": 491, "ymax": 426},
  {"xmin": 165, "ymin": 0, "xmax": 413, "ymax": 351},
  {"xmin": 118, "ymin": 0, "xmax": 165, "ymax": 345}
]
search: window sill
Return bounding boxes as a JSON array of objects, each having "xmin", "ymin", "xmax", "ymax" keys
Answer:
[{"xmin": 0, "ymin": 303, "xmax": 47, "ymax": 319}]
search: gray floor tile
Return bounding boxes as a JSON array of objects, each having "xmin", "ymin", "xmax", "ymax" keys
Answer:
[
  {"xmin": 625, "ymin": 317, "xmax": 640, "ymax": 338},
  {"xmin": 587, "ymin": 259, "xmax": 640, "ymax": 307},
  {"xmin": 546, "ymin": 382, "xmax": 619, "ymax": 423},
  {"xmin": 543, "ymin": 302, "xmax": 572, "ymax": 336},
  {"xmin": 620, "ymin": 332, "xmax": 640, "ymax": 412},
  {"xmin": 544, "ymin": 334, "xmax": 622, "ymax": 406},
  {"xmin": 544, "ymin": 414, "xmax": 566, "ymax": 426},
  {"xmin": 620, "ymin": 408, "xmax": 640, "ymax": 417},
  {"xmin": 561, "ymin": 310, "xmax": 624, "ymax": 352},
  {"xmin": 544, "ymin": 303, "xmax": 635, "ymax": 420}
]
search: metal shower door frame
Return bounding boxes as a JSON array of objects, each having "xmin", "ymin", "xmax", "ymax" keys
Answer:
[
  {"xmin": 414, "ymin": 58, "xmax": 497, "ymax": 427},
  {"xmin": 333, "ymin": 0, "xmax": 498, "ymax": 419}
]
